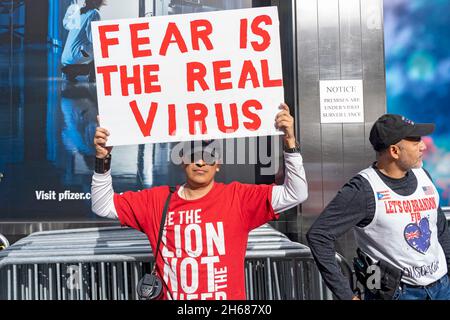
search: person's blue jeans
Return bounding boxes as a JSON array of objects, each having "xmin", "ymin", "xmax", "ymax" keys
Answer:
[
  {"xmin": 393, "ymin": 275, "xmax": 450, "ymax": 300},
  {"xmin": 365, "ymin": 275, "xmax": 450, "ymax": 300}
]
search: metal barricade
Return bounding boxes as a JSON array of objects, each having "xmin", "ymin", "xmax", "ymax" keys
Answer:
[{"xmin": 0, "ymin": 225, "xmax": 352, "ymax": 300}]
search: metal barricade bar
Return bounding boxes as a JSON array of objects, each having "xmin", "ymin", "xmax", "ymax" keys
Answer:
[{"xmin": 0, "ymin": 224, "xmax": 351, "ymax": 300}]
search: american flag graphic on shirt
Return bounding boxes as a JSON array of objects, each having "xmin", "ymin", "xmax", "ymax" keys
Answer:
[{"xmin": 422, "ymin": 186, "xmax": 435, "ymax": 195}]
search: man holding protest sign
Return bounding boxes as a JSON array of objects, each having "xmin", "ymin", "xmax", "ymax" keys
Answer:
[
  {"xmin": 90, "ymin": 7, "xmax": 307, "ymax": 300},
  {"xmin": 91, "ymin": 102, "xmax": 308, "ymax": 300}
]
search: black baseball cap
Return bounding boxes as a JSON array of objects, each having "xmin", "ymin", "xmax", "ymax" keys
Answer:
[
  {"xmin": 369, "ymin": 114, "xmax": 435, "ymax": 151},
  {"xmin": 181, "ymin": 140, "xmax": 221, "ymax": 164}
]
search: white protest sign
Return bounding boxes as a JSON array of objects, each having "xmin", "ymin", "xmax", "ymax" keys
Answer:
[{"xmin": 92, "ymin": 7, "xmax": 284, "ymax": 146}]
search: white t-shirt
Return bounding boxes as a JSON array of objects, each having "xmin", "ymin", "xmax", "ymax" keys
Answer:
[{"xmin": 355, "ymin": 167, "xmax": 447, "ymax": 286}]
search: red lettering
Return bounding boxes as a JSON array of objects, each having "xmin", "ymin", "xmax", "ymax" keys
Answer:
[
  {"xmin": 215, "ymin": 103, "xmax": 239, "ymax": 133},
  {"xmin": 403, "ymin": 200, "xmax": 411, "ymax": 213},
  {"xmin": 430, "ymin": 197, "xmax": 436, "ymax": 209},
  {"xmin": 159, "ymin": 22, "xmax": 188, "ymax": 56},
  {"xmin": 190, "ymin": 19, "xmax": 213, "ymax": 51},
  {"xmin": 130, "ymin": 22, "xmax": 152, "ymax": 58},
  {"xmin": 251, "ymin": 15, "xmax": 272, "ymax": 51},
  {"xmin": 390, "ymin": 201, "xmax": 397, "ymax": 213},
  {"xmin": 129, "ymin": 100, "xmax": 158, "ymax": 137},
  {"xmin": 423, "ymin": 198, "xmax": 430, "ymax": 211},
  {"xmin": 261, "ymin": 59, "xmax": 282, "ymax": 87},
  {"xmin": 396, "ymin": 201, "xmax": 403, "ymax": 213},
  {"xmin": 213, "ymin": 60, "xmax": 232, "ymax": 91},
  {"xmin": 411, "ymin": 200, "xmax": 419, "ymax": 213},
  {"xmin": 97, "ymin": 65, "xmax": 118, "ymax": 96},
  {"xmin": 419, "ymin": 199, "xmax": 426, "ymax": 211},
  {"xmin": 410, "ymin": 212, "xmax": 421, "ymax": 223},
  {"xmin": 416, "ymin": 199, "xmax": 422, "ymax": 211},
  {"xmin": 168, "ymin": 103, "xmax": 176, "ymax": 136},
  {"xmin": 242, "ymin": 99, "xmax": 262, "ymax": 131},
  {"xmin": 142, "ymin": 64, "xmax": 161, "ymax": 94},
  {"xmin": 186, "ymin": 62, "xmax": 209, "ymax": 92},
  {"xmin": 120, "ymin": 65, "xmax": 141, "ymax": 96},
  {"xmin": 239, "ymin": 18, "xmax": 247, "ymax": 49},
  {"xmin": 98, "ymin": 24, "xmax": 120, "ymax": 58},
  {"xmin": 187, "ymin": 103, "xmax": 208, "ymax": 134},
  {"xmin": 238, "ymin": 60, "xmax": 260, "ymax": 89},
  {"xmin": 385, "ymin": 201, "xmax": 395, "ymax": 214}
]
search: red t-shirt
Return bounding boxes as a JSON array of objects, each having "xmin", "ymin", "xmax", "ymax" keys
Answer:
[{"xmin": 114, "ymin": 181, "xmax": 277, "ymax": 300}]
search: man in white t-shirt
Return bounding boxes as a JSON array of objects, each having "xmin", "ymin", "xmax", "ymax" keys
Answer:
[
  {"xmin": 91, "ymin": 103, "xmax": 309, "ymax": 300},
  {"xmin": 307, "ymin": 114, "xmax": 450, "ymax": 300}
]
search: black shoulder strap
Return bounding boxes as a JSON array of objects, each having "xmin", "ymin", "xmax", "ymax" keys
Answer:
[{"xmin": 154, "ymin": 186, "xmax": 176, "ymax": 263}]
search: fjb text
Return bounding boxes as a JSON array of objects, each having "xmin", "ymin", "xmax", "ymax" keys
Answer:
[{"xmin": 95, "ymin": 14, "xmax": 283, "ymax": 137}]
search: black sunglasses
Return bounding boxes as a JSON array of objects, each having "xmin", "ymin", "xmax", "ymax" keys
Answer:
[{"xmin": 182, "ymin": 151, "xmax": 218, "ymax": 165}]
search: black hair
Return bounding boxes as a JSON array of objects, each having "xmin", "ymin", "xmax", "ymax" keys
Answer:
[{"xmin": 80, "ymin": 0, "xmax": 106, "ymax": 14}]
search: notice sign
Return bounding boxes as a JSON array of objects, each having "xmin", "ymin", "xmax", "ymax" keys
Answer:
[
  {"xmin": 92, "ymin": 7, "xmax": 284, "ymax": 146},
  {"xmin": 319, "ymin": 80, "xmax": 364, "ymax": 123}
]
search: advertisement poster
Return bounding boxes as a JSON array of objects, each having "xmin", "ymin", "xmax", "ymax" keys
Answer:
[{"xmin": 0, "ymin": 0, "xmax": 266, "ymax": 222}]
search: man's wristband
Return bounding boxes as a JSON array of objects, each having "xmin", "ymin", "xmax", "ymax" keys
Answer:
[
  {"xmin": 95, "ymin": 154, "xmax": 111, "ymax": 174},
  {"xmin": 284, "ymin": 142, "xmax": 301, "ymax": 153}
]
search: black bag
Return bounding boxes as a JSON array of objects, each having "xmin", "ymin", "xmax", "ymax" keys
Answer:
[
  {"xmin": 377, "ymin": 259, "xmax": 404, "ymax": 300},
  {"xmin": 137, "ymin": 186, "xmax": 175, "ymax": 300},
  {"xmin": 137, "ymin": 272, "xmax": 163, "ymax": 300},
  {"xmin": 353, "ymin": 248, "xmax": 403, "ymax": 300}
]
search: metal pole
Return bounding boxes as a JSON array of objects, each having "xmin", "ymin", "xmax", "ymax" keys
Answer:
[
  {"xmin": 34, "ymin": 264, "xmax": 38, "ymax": 299},
  {"xmin": 247, "ymin": 261, "xmax": 254, "ymax": 300},
  {"xmin": 91, "ymin": 264, "xmax": 97, "ymax": 300},
  {"xmin": 78, "ymin": 263, "xmax": 84, "ymax": 300},
  {"xmin": 13, "ymin": 264, "xmax": 17, "ymax": 300},
  {"xmin": 56, "ymin": 263, "xmax": 61, "ymax": 300},
  {"xmin": 123, "ymin": 262, "xmax": 128, "ymax": 300},
  {"xmin": 7, "ymin": 266, "xmax": 11, "ymax": 300},
  {"xmin": 112, "ymin": 263, "xmax": 117, "ymax": 300},
  {"xmin": 272, "ymin": 261, "xmax": 281, "ymax": 299},
  {"xmin": 49, "ymin": 265, "xmax": 53, "ymax": 300},
  {"xmin": 100, "ymin": 262, "xmax": 106, "ymax": 300},
  {"xmin": 265, "ymin": 257, "xmax": 273, "ymax": 300}
]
